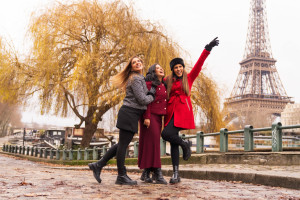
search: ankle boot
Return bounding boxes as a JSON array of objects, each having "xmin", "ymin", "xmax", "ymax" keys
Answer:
[
  {"xmin": 169, "ymin": 165, "xmax": 180, "ymax": 184},
  {"xmin": 140, "ymin": 169, "xmax": 146, "ymax": 181},
  {"xmin": 143, "ymin": 168, "xmax": 153, "ymax": 183},
  {"xmin": 181, "ymin": 140, "xmax": 191, "ymax": 161},
  {"xmin": 115, "ymin": 166, "xmax": 137, "ymax": 185},
  {"xmin": 88, "ymin": 160, "xmax": 105, "ymax": 183},
  {"xmin": 153, "ymin": 168, "xmax": 167, "ymax": 184}
]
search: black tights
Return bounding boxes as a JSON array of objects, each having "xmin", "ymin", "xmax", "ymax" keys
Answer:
[
  {"xmin": 98, "ymin": 129, "xmax": 134, "ymax": 172},
  {"xmin": 161, "ymin": 116, "xmax": 183, "ymax": 166}
]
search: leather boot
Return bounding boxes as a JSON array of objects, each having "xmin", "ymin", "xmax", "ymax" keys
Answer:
[
  {"xmin": 115, "ymin": 166, "xmax": 137, "ymax": 185},
  {"xmin": 143, "ymin": 168, "xmax": 153, "ymax": 183},
  {"xmin": 169, "ymin": 165, "xmax": 180, "ymax": 184},
  {"xmin": 153, "ymin": 168, "xmax": 167, "ymax": 184},
  {"xmin": 88, "ymin": 160, "xmax": 105, "ymax": 183},
  {"xmin": 181, "ymin": 140, "xmax": 191, "ymax": 161},
  {"xmin": 140, "ymin": 169, "xmax": 146, "ymax": 181}
]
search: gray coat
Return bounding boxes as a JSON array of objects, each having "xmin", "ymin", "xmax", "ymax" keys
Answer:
[{"xmin": 122, "ymin": 73, "xmax": 155, "ymax": 110}]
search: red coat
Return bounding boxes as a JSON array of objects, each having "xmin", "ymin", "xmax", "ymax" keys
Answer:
[
  {"xmin": 143, "ymin": 82, "xmax": 167, "ymax": 119},
  {"xmin": 138, "ymin": 82, "xmax": 167, "ymax": 169},
  {"xmin": 164, "ymin": 49, "xmax": 210, "ymax": 129}
]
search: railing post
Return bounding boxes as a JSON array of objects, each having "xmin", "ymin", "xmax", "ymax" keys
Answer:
[
  {"xmin": 30, "ymin": 147, "xmax": 34, "ymax": 156},
  {"xmin": 220, "ymin": 128, "xmax": 228, "ymax": 152},
  {"xmin": 39, "ymin": 148, "xmax": 43, "ymax": 158},
  {"xmin": 84, "ymin": 148, "xmax": 88, "ymax": 160},
  {"xmin": 62, "ymin": 149, "xmax": 67, "ymax": 160},
  {"xmin": 26, "ymin": 147, "xmax": 30, "ymax": 155},
  {"xmin": 272, "ymin": 122, "xmax": 282, "ymax": 152},
  {"xmin": 244, "ymin": 125, "xmax": 254, "ymax": 151},
  {"xmin": 160, "ymin": 138, "xmax": 166, "ymax": 156},
  {"xmin": 35, "ymin": 148, "xmax": 38, "ymax": 157},
  {"xmin": 56, "ymin": 149, "xmax": 60, "ymax": 160},
  {"xmin": 102, "ymin": 146, "xmax": 107, "ymax": 158},
  {"xmin": 22, "ymin": 146, "xmax": 26, "ymax": 155},
  {"xmin": 93, "ymin": 147, "xmax": 98, "ymax": 160},
  {"xmin": 69, "ymin": 149, "xmax": 73, "ymax": 160},
  {"xmin": 44, "ymin": 148, "xmax": 48, "ymax": 159},
  {"xmin": 134, "ymin": 141, "xmax": 138, "ymax": 158},
  {"xmin": 50, "ymin": 149, "xmax": 54, "ymax": 159},
  {"xmin": 196, "ymin": 132, "xmax": 204, "ymax": 153},
  {"xmin": 19, "ymin": 146, "xmax": 22, "ymax": 154},
  {"xmin": 9, "ymin": 145, "xmax": 12, "ymax": 152},
  {"xmin": 77, "ymin": 148, "xmax": 82, "ymax": 160}
]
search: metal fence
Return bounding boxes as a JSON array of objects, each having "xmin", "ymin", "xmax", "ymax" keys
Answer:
[{"xmin": 2, "ymin": 122, "xmax": 300, "ymax": 160}]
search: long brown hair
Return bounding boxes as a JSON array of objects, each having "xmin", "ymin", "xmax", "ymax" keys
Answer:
[
  {"xmin": 112, "ymin": 56, "xmax": 143, "ymax": 90},
  {"xmin": 166, "ymin": 69, "xmax": 190, "ymax": 99}
]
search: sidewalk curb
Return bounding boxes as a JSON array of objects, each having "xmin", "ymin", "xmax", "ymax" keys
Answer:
[
  {"xmin": 49, "ymin": 166, "xmax": 300, "ymax": 190},
  {"xmin": 2, "ymin": 151, "xmax": 299, "ymax": 190},
  {"xmin": 117, "ymin": 168, "xmax": 300, "ymax": 190}
]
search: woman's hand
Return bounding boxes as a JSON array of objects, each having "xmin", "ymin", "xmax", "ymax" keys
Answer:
[
  {"xmin": 144, "ymin": 119, "xmax": 150, "ymax": 128},
  {"xmin": 205, "ymin": 37, "xmax": 219, "ymax": 51}
]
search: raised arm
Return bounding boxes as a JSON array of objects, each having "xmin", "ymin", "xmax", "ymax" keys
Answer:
[{"xmin": 189, "ymin": 37, "xmax": 219, "ymax": 84}]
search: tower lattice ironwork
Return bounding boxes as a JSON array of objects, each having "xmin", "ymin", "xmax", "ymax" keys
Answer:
[{"xmin": 226, "ymin": 0, "xmax": 293, "ymax": 125}]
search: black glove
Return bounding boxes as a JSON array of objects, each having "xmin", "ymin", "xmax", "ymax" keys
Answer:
[
  {"xmin": 151, "ymin": 79, "xmax": 161, "ymax": 88},
  {"xmin": 147, "ymin": 86, "xmax": 156, "ymax": 99},
  {"xmin": 205, "ymin": 37, "xmax": 219, "ymax": 51}
]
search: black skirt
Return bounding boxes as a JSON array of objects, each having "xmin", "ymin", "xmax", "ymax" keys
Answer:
[{"xmin": 116, "ymin": 105, "xmax": 145, "ymax": 133}]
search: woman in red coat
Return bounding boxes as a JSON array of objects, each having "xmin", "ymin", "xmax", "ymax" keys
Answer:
[
  {"xmin": 138, "ymin": 64, "xmax": 167, "ymax": 184},
  {"xmin": 162, "ymin": 37, "xmax": 219, "ymax": 184}
]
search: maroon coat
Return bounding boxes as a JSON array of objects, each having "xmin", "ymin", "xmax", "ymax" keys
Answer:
[
  {"xmin": 164, "ymin": 49, "xmax": 210, "ymax": 129},
  {"xmin": 138, "ymin": 82, "xmax": 167, "ymax": 169}
]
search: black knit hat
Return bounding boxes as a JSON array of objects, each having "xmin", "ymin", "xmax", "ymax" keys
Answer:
[{"xmin": 170, "ymin": 57, "xmax": 185, "ymax": 71}]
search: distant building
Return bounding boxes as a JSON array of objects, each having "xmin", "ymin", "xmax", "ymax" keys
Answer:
[
  {"xmin": 281, "ymin": 103, "xmax": 300, "ymax": 125},
  {"xmin": 281, "ymin": 103, "xmax": 300, "ymax": 134}
]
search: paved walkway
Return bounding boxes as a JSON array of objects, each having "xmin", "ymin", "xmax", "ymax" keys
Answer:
[{"xmin": 0, "ymin": 154, "xmax": 299, "ymax": 200}]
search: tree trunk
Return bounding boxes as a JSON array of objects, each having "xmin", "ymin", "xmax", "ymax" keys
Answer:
[{"xmin": 81, "ymin": 118, "xmax": 98, "ymax": 148}]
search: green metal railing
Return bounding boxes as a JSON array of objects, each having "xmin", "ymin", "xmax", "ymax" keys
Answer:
[
  {"xmin": 159, "ymin": 122, "xmax": 300, "ymax": 155},
  {"xmin": 2, "ymin": 122, "xmax": 300, "ymax": 160},
  {"xmin": 1, "ymin": 145, "xmax": 109, "ymax": 161}
]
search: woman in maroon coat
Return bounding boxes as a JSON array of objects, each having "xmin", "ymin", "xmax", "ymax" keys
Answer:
[
  {"xmin": 138, "ymin": 64, "xmax": 167, "ymax": 184},
  {"xmin": 162, "ymin": 37, "xmax": 219, "ymax": 184}
]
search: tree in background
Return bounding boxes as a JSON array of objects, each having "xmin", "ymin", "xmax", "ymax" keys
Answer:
[
  {"xmin": 0, "ymin": 103, "xmax": 22, "ymax": 137},
  {"xmin": 191, "ymin": 70, "xmax": 226, "ymax": 133},
  {"xmin": 24, "ymin": 0, "xmax": 180, "ymax": 147},
  {"xmin": 0, "ymin": 38, "xmax": 23, "ymax": 136}
]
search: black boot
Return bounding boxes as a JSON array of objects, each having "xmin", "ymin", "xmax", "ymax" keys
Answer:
[
  {"xmin": 88, "ymin": 160, "xmax": 105, "ymax": 183},
  {"xmin": 169, "ymin": 165, "xmax": 180, "ymax": 184},
  {"xmin": 140, "ymin": 169, "xmax": 146, "ymax": 181},
  {"xmin": 115, "ymin": 166, "xmax": 137, "ymax": 185},
  {"xmin": 143, "ymin": 168, "xmax": 153, "ymax": 183},
  {"xmin": 181, "ymin": 140, "xmax": 191, "ymax": 161},
  {"xmin": 153, "ymin": 168, "xmax": 167, "ymax": 184}
]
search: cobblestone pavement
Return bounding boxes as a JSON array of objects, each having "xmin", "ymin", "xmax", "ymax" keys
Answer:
[{"xmin": 0, "ymin": 154, "xmax": 299, "ymax": 200}]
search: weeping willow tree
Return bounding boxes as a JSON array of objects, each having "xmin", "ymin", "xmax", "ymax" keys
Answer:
[
  {"xmin": 0, "ymin": 38, "xmax": 23, "ymax": 136},
  {"xmin": 191, "ymin": 70, "xmax": 226, "ymax": 133},
  {"xmin": 22, "ymin": 0, "xmax": 181, "ymax": 147},
  {"xmin": 0, "ymin": 37, "xmax": 20, "ymax": 103}
]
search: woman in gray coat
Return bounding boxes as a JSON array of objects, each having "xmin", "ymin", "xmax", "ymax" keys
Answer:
[{"xmin": 88, "ymin": 56, "xmax": 159, "ymax": 185}]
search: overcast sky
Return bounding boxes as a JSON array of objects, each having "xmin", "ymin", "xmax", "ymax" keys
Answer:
[{"xmin": 0, "ymin": 0, "xmax": 299, "ymax": 126}]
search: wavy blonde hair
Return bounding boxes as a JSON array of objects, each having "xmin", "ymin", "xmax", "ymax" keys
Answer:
[{"xmin": 112, "ymin": 56, "xmax": 143, "ymax": 90}]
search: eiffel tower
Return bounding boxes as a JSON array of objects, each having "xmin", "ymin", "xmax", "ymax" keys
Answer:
[{"xmin": 225, "ymin": 0, "xmax": 293, "ymax": 126}]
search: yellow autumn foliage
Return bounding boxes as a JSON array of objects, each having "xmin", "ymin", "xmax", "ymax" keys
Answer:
[{"xmin": 26, "ymin": 0, "xmax": 181, "ymax": 147}]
